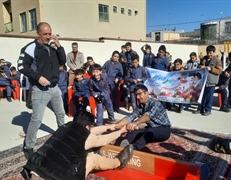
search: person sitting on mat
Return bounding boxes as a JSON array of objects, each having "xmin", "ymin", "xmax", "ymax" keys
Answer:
[
  {"xmin": 21, "ymin": 110, "xmax": 134, "ymax": 180},
  {"xmin": 114, "ymin": 84, "xmax": 171, "ymax": 150}
]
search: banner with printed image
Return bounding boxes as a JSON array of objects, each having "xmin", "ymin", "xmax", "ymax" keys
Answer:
[{"xmin": 144, "ymin": 68, "xmax": 209, "ymax": 104}]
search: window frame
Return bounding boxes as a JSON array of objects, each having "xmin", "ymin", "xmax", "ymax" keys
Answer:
[
  {"xmin": 20, "ymin": 12, "xmax": 27, "ymax": 32},
  {"xmin": 121, "ymin": 8, "xmax": 125, "ymax": 14},
  {"xmin": 29, "ymin": 8, "xmax": 37, "ymax": 30},
  {"xmin": 98, "ymin": 4, "xmax": 109, "ymax": 22},
  {"xmin": 128, "ymin": 9, "xmax": 132, "ymax": 16},
  {"xmin": 113, "ymin": 6, "xmax": 117, "ymax": 13}
]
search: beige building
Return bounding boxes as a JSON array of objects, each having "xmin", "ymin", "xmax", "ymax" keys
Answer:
[{"xmin": 0, "ymin": 0, "xmax": 146, "ymax": 40}]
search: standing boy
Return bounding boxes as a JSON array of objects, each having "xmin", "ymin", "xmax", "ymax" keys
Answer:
[
  {"xmin": 89, "ymin": 64, "xmax": 115, "ymax": 125},
  {"xmin": 124, "ymin": 42, "xmax": 137, "ymax": 67},
  {"xmin": 102, "ymin": 51, "xmax": 123, "ymax": 111},
  {"xmin": 141, "ymin": 44, "xmax": 155, "ymax": 68},
  {"xmin": 126, "ymin": 54, "xmax": 147, "ymax": 110},
  {"xmin": 193, "ymin": 45, "xmax": 222, "ymax": 116},
  {"xmin": 184, "ymin": 52, "xmax": 200, "ymax": 70},
  {"xmin": 58, "ymin": 65, "xmax": 68, "ymax": 114}
]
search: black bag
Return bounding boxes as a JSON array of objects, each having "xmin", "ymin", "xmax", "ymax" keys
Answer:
[{"xmin": 211, "ymin": 137, "xmax": 231, "ymax": 154}]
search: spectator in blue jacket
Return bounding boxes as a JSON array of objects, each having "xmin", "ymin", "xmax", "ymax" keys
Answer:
[
  {"xmin": 151, "ymin": 45, "xmax": 170, "ymax": 71},
  {"xmin": 141, "ymin": 44, "xmax": 155, "ymax": 68},
  {"xmin": 89, "ymin": 64, "xmax": 115, "ymax": 126},
  {"xmin": 124, "ymin": 42, "xmax": 137, "ymax": 67},
  {"xmin": 120, "ymin": 45, "xmax": 127, "ymax": 61},
  {"xmin": 151, "ymin": 45, "xmax": 171, "ymax": 110},
  {"xmin": 0, "ymin": 59, "xmax": 11, "ymax": 77},
  {"xmin": 102, "ymin": 51, "xmax": 124, "ymax": 111},
  {"xmin": 127, "ymin": 54, "xmax": 147, "ymax": 110},
  {"xmin": 10, "ymin": 66, "xmax": 21, "ymax": 84},
  {"xmin": 0, "ymin": 67, "xmax": 14, "ymax": 102},
  {"xmin": 73, "ymin": 68, "xmax": 90, "ymax": 111},
  {"xmin": 58, "ymin": 65, "xmax": 68, "ymax": 113}
]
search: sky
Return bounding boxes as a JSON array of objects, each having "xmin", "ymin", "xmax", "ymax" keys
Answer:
[{"xmin": 146, "ymin": 0, "xmax": 231, "ymax": 33}]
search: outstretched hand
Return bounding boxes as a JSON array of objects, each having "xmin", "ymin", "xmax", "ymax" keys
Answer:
[{"xmin": 126, "ymin": 122, "xmax": 139, "ymax": 131}]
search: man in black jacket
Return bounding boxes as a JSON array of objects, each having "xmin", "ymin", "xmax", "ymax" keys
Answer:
[
  {"xmin": 17, "ymin": 22, "xmax": 66, "ymax": 159},
  {"xmin": 21, "ymin": 111, "xmax": 133, "ymax": 180}
]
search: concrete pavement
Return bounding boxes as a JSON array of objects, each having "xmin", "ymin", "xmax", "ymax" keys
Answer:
[{"xmin": 0, "ymin": 97, "xmax": 230, "ymax": 152}]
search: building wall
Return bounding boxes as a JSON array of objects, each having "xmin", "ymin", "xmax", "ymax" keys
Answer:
[
  {"xmin": 0, "ymin": 36, "xmax": 198, "ymax": 68},
  {"xmin": 0, "ymin": 0, "xmax": 146, "ymax": 40},
  {"xmin": 0, "ymin": 0, "xmax": 40, "ymax": 35}
]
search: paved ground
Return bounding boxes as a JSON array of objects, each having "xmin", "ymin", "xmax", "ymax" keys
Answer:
[{"xmin": 0, "ymin": 96, "xmax": 230, "ymax": 152}]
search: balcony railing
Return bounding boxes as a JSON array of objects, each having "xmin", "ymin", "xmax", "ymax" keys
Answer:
[{"xmin": 4, "ymin": 22, "xmax": 13, "ymax": 33}]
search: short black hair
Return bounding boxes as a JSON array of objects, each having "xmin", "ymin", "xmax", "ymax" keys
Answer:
[
  {"xmin": 125, "ymin": 42, "xmax": 132, "ymax": 47},
  {"xmin": 174, "ymin": 58, "xmax": 183, "ymax": 65},
  {"xmin": 87, "ymin": 56, "xmax": 93, "ymax": 61},
  {"xmin": 73, "ymin": 110, "xmax": 96, "ymax": 127},
  {"xmin": 72, "ymin": 42, "xmax": 78, "ymax": 46},
  {"xmin": 145, "ymin": 45, "xmax": 151, "ymax": 50},
  {"xmin": 134, "ymin": 84, "xmax": 148, "ymax": 92},
  {"xmin": 112, "ymin": 50, "xmax": 120, "ymax": 57},
  {"xmin": 158, "ymin": 45, "xmax": 166, "ymax": 52},
  {"xmin": 193, "ymin": 72, "xmax": 202, "ymax": 79},
  {"xmin": 121, "ymin": 45, "xmax": 126, "ymax": 49},
  {"xmin": 0, "ymin": 67, "xmax": 5, "ymax": 73},
  {"xmin": 10, "ymin": 66, "xmax": 16, "ymax": 71},
  {"xmin": 82, "ymin": 62, "xmax": 90, "ymax": 71},
  {"xmin": 132, "ymin": 54, "xmax": 139, "ymax": 61},
  {"xmin": 206, "ymin": 45, "xmax": 216, "ymax": 52},
  {"xmin": 91, "ymin": 63, "xmax": 102, "ymax": 72},
  {"xmin": 74, "ymin": 68, "xmax": 84, "ymax": 75},
  {"xmin": 189, "ymin": 52, "xmax": 197, "ymax": 57}
]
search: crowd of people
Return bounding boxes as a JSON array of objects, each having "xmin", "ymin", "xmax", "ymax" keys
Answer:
[{"xmin": 1, "ymin": 21, "xmax": 230, "ymax": 179}]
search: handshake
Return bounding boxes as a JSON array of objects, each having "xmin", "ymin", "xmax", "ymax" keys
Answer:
[{"xmin": 95, "ymin": 94, "xmax": 104, "ymax": 103}]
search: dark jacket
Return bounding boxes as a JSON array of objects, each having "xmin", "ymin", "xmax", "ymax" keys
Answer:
[
  {"xmin": 10, "ymin": 71, "xmax": 21, "ymax": 84},
  {"xmin": 127, "ymin": 65, "xmax": 147, "ymax": 91},
  {"xmin": 151, "ymin": 56, "xmax": 170, "ymax": 71},
  {"xmin": 102, "ymin": 60, "xmax": 123, "ymax": 85},
  {"xmin": 124, "ymin": 50, "xmax": 137, "ymax": 66},
  {"xmin": 24, "ymin": 122, "xmax": 90, "ymax": 180},
  {"xmin": 141, "ymin": 46, "xmax": 155, "ymax": 67},
  {"xmin": 58, "ymin": 70, "xmax": 68, "ymax": 95},
  {"xmin": 216, "ymin": 71, "xmax": 230, "ymax": 90},
  {"xmin": 17, "ymin": 39, "xmax": 66, "ymax": 86},
  {"xmin": 73, "ymin": 77, "xmax": 90, "ymax": 96},
  {"xmin": 0, "ymin": 61, "xmax": 11, "ymax": 77},
  {"xmin": 89, "ymin": 73, "xmax": 110, "ymax": 97},
  {"xmin": 0, "ymin": 75, "xmax": 11, "ymax": 86}
]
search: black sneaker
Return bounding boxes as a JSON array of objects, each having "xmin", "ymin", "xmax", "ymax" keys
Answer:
[
  {"xmin": 192, "ymin": 110, "xmax": 200, "ymax": 114},
  {"xmin": 202, "ymin": 111, "xmax": 211, "ymax": 116},
  {"xmin": 23, "ymin": 148, "xmax": 34, "ymax": 160},
  {"xmin": 116, "ymin": 144, "xmax": 134, "ymax": 169},
  {"xmin": 219, "ymin": 106, "xmax": 230, "ymax": 112},
  {"xmin": 6, "ymin": 96, "xmax": 12, "ymax": 102},
  {"xmin": 108, "ymin": 117, "xmax": 117, "ymax": 124}
]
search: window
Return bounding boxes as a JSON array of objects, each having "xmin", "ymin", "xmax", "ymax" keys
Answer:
[
  {"xmin": 20, "ymin": 12, "xmax": 27, "ymax": 32},
  {"xmin": 113, "ymin": 6, "xmax": 117, "ymax": 13},
  {"xmin": 29, "ymin": 9, "xmax": 37, "ymax": 30},
  {"xmin": 128, "ymin": 9, "xmax": 132, "ymax": 16},
  {"xmin": 98, "ymin": 4, "xmax": 109, "ymax": 22},
  {"xmin": 135, "ymin": 10, "xmax": 138, "ymax": 16},
  {"xmin": 121, "ymin": 8, "xmax": 124, "ymax": 14}
]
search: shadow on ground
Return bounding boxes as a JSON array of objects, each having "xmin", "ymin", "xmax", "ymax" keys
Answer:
[{"xmin": 11, "ymin": 111, "xmax": 55, "ymax": 134}]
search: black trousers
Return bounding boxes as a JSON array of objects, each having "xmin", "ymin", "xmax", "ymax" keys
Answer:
[{"xmin": 125, "ymin": 126, "xmax": 171, "ymax": 150}]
